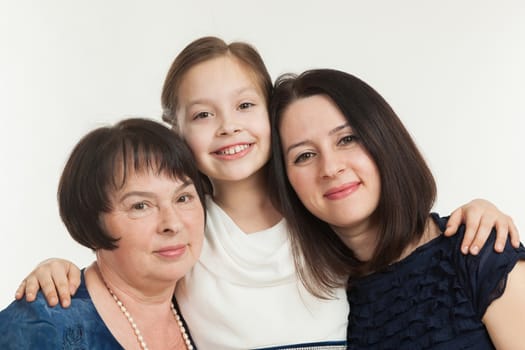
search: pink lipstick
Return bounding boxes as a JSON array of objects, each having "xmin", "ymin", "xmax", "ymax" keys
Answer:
[
  {"xmin": 154, "ymin": 244, "xmax": 187, "ymax": 258},
  {"xmin": 324, "ymin": 182, "xmax": 360, "ymax": 200}
]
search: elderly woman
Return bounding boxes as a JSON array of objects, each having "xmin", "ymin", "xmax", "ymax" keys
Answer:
[{"xmin": 0, "ymin": 118, "xmax": 205, "ymax": 349}]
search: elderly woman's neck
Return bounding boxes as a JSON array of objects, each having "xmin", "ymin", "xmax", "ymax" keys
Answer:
[{"xmin": 91, "ymin": 260, "xmax": 176, "ymax": 305}]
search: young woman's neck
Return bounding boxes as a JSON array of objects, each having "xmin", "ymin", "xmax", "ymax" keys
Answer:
[
  {"xmin": 211, "ymin": 170, "xmax": 282, "ymax": 234},
  {"xmin": 335, "ymin": 217, "xmax": 440, "ymax": 266},
  {"xmin": 398, "ymin": 217, "xmax": 440, "ymax": 260},
  {"xmin": 333, "ymin": 222, "xmax": 379, "ymax": 262}
]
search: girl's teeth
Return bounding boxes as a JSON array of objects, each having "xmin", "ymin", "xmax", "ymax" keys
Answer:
[{"xmin": 219, "ymin": 144, "xmax": 249, "ymax": 155}]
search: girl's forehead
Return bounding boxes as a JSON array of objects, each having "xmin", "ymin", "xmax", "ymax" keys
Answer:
[{"xmin": 180, "ymin": 55, "xmax": 264, "ymax": 98}]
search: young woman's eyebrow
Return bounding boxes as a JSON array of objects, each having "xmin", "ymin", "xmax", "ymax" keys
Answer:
[
  {"xmin": 328, "ymin": 123, "xmax": 351, "ymax": 136},
  {"xmin": 285, "ymin": 123, "xmax": 351, "ymax": 155}
]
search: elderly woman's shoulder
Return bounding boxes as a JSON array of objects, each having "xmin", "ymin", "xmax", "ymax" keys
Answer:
[{"xmin": 0, "ymin": 283, "xmax": 123, "ymax": 349}]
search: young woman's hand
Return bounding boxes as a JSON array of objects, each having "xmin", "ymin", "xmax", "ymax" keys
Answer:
[
  {"xmin": 444, "ymin": 199, "xmax": 519, "ymax": 255},
  {"xmin": 15, "ymin": 258, "xmax": 81, "ymax": 308}
]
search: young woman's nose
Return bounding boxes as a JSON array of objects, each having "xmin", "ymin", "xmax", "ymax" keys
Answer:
[{"xmin": 320, "ymin": 152, "xmax": 345, "ymax": 178}]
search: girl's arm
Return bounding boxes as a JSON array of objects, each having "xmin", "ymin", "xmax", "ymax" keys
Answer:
[
  {"xmin": 15, "ymin": 258, "xmax": 81, "ymax": 308},
  {"xmin": 444, "ymin": 199, "xmax": 520, "ymax": 254}
]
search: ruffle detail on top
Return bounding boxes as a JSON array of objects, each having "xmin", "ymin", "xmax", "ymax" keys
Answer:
[{"xmin": 345, "ymin": 213, "xmax": 524, "ymax": 349}]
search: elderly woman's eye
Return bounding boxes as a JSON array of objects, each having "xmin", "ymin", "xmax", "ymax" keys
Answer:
[
  {"xmin": 178, "ymin": 193, "xmax": 197, "ymax": 204},
  {"xmin": 131, "ymin": 202, "xmax": 147, "ymax": 210}
]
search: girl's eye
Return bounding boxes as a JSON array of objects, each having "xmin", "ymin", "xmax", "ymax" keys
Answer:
[
  {"xmin": 238, "ymin": 102, "xmax": 254, "ymax": 110},
  {"xmin": 339, "ymin": 134, "xmax": 358, "ymax": 146},
  {"xmin": 193, "ymin": 111, "xmax": 212, "ymax": 120},
  {"xmin": 294, "ymin": 152, "xmax": 315, "ymax": 164}
]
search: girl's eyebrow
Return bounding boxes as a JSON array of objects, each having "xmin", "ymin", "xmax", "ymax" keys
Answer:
[
  {"xmin": 234, "ymin": 86, "xmax": 260, "ymax": 95},
  {"xmin": 285, "ymin": 123, "xmax": 351, "ymax": 156},
  {"xmin": 185, "ymin": 98, "xmax": 212, "ymax": 109},
  {"xmin": 185, "ymin": 86, "xmax": 259, "ymax": 109}
]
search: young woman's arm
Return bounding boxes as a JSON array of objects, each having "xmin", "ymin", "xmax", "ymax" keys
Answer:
[{"xmin": 482, "ymin": 260, "xmax": 525, "ymax": 348}]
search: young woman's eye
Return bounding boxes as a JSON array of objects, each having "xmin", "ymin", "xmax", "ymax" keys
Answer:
[
  {"xmin": 193, "ymin": 111, "xmax": 212, "ymax": 120},
  {"xmin": 238, "ymin": 102, "xmax": 254, "ymax": 110},
  {"xmin": 339, "ymin": 135, "xmax": 358, "ymax": 145},
  {"xmin": 294, "ymin": 152, "xmax": 315, "ymax": 164}
]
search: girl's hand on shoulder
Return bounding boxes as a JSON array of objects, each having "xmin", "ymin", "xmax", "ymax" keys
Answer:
[
  {"xmin": 444, "ymin": 199, "xmax": 519, "ymax": 255},
  {"xmin": 15, "ymin": 258, "xmax": 81, "ymax": 308}
]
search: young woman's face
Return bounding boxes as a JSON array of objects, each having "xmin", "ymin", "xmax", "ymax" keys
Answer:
[
  {"xmin": 98, "ymin": 171, "xmax": 205, "ymax": 287},
  {"xmin": 175, "ymin": 55, "xmax": 271, "ymax": 183},
  {"xmin": 279, "ymin": 94, "xmax": 381, "ymax": 232}
]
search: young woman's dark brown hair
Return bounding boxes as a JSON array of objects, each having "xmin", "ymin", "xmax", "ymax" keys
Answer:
[
  {"xmin": 269, "ymin": 69, "xmax": 525, "ymax": 349},
  {"xmin": 270, "ymin": 69, "xmax": 436, "ymax": 296}
]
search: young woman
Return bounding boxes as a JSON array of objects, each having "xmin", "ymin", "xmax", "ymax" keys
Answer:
[
  {"xmin": 269, "ymin": 69, "xmax": 525, "ymax": 348},
  {"xmin": 15, "ymin": 38, "xmax": 520, "ymax": 349},
  {"xmin": 1, "ymin": 118, "xmax": 205, "ymax": 349}
]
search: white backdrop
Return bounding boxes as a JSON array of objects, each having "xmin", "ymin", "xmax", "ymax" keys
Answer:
[{"xmin": 1, "ymin": 0, "xmax": 524, "ymax": 308}]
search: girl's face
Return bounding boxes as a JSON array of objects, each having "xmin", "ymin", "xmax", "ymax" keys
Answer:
[
  {"xmin": 175, "ymin": 55, "xmax": 271, "ymax": 183},
  {"xmin": 98, "ymin": 171, "xmax": 205, "ymax": 288},
  {"xmin": 279, "ymin": 94, "xmax": 381, "ymax": 233}
]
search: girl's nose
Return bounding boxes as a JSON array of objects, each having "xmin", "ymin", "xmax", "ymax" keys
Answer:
[{"xmin": 217, "ymin": 113, "xmax": 242, "ymax": 136}]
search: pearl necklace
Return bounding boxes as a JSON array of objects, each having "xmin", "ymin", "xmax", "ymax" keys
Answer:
[{"xmin": 102, "ymin": 278, "xmax": 193, "ymax": 350}]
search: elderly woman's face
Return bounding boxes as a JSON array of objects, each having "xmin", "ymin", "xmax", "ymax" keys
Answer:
[
  {"xmin": 279, "ymin": 94, "xmax": 381, "ymax": 233},
  {"xmin": 98, "ymin": 171, "xmax": 205, "ymax": 286}
]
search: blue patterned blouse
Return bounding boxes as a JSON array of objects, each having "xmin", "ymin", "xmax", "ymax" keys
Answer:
[{"xmin": 0, "ymin": 270, "xmax": 196, "ymax": 349}]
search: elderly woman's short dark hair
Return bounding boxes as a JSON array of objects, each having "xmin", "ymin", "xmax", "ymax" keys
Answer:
[{"xmin": 58, "ymin": 118, "xmax": 206, "ymax": 250}]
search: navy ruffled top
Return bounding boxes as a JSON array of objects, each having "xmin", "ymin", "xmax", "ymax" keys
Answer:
[
  {"xmin": 0, "ymin": 269, "xmax": 196, "ymax": 349},
  {"xmin": 346, "ymin": 213, "xmax": 525, "ymax": 349}
]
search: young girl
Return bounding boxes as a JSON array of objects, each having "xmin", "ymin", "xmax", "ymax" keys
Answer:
[
  {"xmin": 17, "ymin": 37, "xmax": 520, "ymax": 349},
  {"xmin": 269, "ymin": 68, "xmax": 524, "ymax": 348}
]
